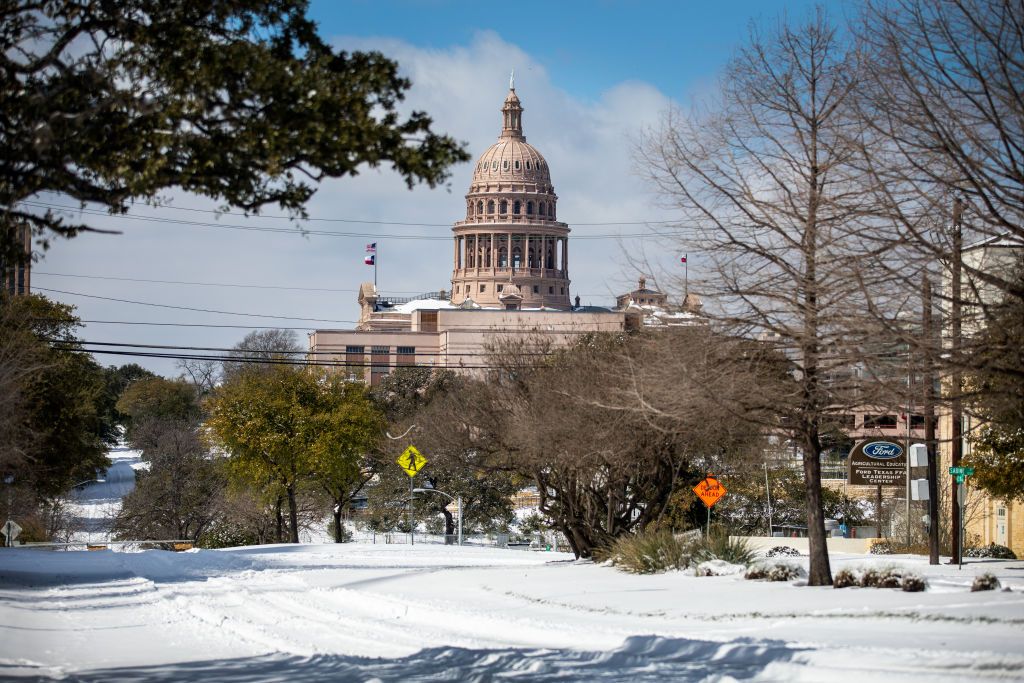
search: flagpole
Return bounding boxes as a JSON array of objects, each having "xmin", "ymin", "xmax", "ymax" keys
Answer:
[
  {"xmin": 684, "ymin": 254, "xmax": 688, "ymax": 299},
  {"xmin": 375, "ymin": 243, "xmax": 378, "ymax": 290}
]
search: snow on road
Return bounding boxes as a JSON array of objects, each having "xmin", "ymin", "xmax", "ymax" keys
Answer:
[
  {"xmin": 65, "ymin": 447, "xmax": 143, "ymax": 544},
  {"xmin": 1, "ymin": 543, "xmax": 1023, "ymax": 681}
]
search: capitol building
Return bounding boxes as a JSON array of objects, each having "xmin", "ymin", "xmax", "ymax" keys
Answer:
[{"xmin": 309, "ymin": 84, "xmax": 693, "ymax": 384}]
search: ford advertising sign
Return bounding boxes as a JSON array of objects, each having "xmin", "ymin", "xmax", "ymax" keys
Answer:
[
  {"xmin": 849, "ymin": 439, "xmax": 907, "ymax": 487},
  {"xmin": 862, "ymin": 442, "xmax": 904, "ymax": 460}
]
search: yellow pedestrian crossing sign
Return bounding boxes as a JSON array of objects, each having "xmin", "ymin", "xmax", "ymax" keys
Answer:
[{"xmin": 397, "ymin": 445, "xmax": 427, "ymax": 477}]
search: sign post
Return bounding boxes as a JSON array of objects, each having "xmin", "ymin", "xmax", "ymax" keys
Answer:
[
  {"xmin": 948, "ymin": 466, "xmax": 974, "ymax": 569},
  {"xmin": 692, "ymin": 475, "xmax": 727, "ymax": 536},
  {"xmin": 848, "ymin": 440, "xmax": 907, "ymax": 539},
  {"xmin": 396, "ymin": 445, "xmax": 428, "ymax": 546},
  {"xmin": 1, "ymin": 520, "xmax": 21, "ymax": 547}
]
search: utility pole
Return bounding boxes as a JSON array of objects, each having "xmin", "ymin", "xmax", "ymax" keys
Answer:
[
  {"xmin": 924, "ymin": 276, "xmax": 939, "ymax": 564},
  {"xmin": 950, "ymin": 198, "xmax": 963, "ymax": 564}
]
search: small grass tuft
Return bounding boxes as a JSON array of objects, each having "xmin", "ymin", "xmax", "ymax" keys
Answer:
[
  {"xmin": 902, "ymin": 573, "xmax": 927, "ymax": 592},
  {"xmin": 604, "ymin": 529, "xmax": 698, "ymax": 574},
  {"xmin": 833, "ymin": 568, "xmax": 858, "ymax": 589}
]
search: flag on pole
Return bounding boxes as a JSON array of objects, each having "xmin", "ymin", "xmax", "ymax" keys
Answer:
[
  {"xmin": 366, "ymin": 243, "xmax": 377, "ymax": 253},
  {"xmin": 364, "ymin": 254, "xmax": 375, "ymax": 265},
  {"xmin": 680, "ymin": 254, "xmax": 688, "ymax": 264}
]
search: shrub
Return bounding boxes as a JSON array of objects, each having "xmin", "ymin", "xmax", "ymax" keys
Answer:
[
  {"xmin": 745, "ymin": 561, "xmax": 804, "ymax": 582},
  {"xmin": 694, "ymin": 529, "xmax": 756, "ymax": 566},
  {"xmin": 766, "ymin": 545, "xmax": 801, "ymax": 558},
  {"xmin": 605, "ymin": 529, "xmax": 697, "ymax": 574},
  {"xmin": 964, "ymin": 543, "xmax": 1017, "ymax": 560},
  {"xmin": 971, "ymin": 573, "xmax": 1001, "ymax": 592},
  {"xmin": 833, "ymin": 568, "xmax": 858, "ymax": 589},
  {"xmin": 902, "ymin": 573, "xmax": 927, "ymax": 592},
  {"xmin": 869, "ymin": 540, "xmax": 896, "ymax": 555}
]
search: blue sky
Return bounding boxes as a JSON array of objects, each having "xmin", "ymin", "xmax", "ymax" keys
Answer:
[{"xmin": 308, "ymin": 0, "xmax": 824, "ymax": 100}]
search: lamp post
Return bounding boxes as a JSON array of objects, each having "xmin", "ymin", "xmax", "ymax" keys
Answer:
[
  {"xmin": 3, "ymin": 475, "xmax": 13, "ymax": 547},
  {"xmin": 413, "ymin": 486, "xmax": 462, "ymax": 546}
]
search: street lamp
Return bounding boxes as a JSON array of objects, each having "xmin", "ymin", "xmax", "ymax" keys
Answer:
[{"xmin": 413, "ymin": 486, "xmax": 462, "ymax": 546}]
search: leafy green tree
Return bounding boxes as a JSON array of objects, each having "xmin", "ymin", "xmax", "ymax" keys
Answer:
[
  {"xmin": 95, "ymin": 364, "xmax": 156, "ymax": 446},
  {"xmin": 116, "ymin": 376, "xmax": 199, "ymax": 449},
  {"xmin": 206, "ymin": 365, "xmax": 383, "ymax": 543},
  {"xmin": 964, "ymin": 266, "xmax": 1024, "ymax": 502},
  {"xmin": 0, "ymin": 295, "xmax": 108, "ymax": 496},
  {"xmin": 1, "ymin": 0, "xmax": 469, "ymax": 264}
]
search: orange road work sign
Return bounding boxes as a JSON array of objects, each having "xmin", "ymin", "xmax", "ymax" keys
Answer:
[{"xmin": 693, "ymin": 475, "xmax": 727, "ymax": 507}]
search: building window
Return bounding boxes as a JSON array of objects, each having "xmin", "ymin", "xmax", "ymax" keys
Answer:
[
  {"xmin": 492, "ymin": 161, "xmax": 498, "ymax": 170},
  {"xmin": 513, "ymin": 201, "xmax": 521, "ymax": 214},
  {"xmin": 526, "ymin": 201, "xmax": 533, "ymax": 215},
  {"xmin": 480, "ymin": 284, "xmax": 486, "ymax": 293},
  {"xmin": 526, "ymin": 161, "xmax": 531, "ymax": 170},
  {"xmin": 864, "ymin": 414, "xmax": 898, "ymax": 429},
  {"xmin": 497, "ymin": 284, "xmax": 504, "ymax": 292},
  {"xmin": 499, "ymin": 200, "xmax": 508, "ymax": 214},
  {"xmin": 397, "ymin": 346, "xmax": 415, "ymax": 366},
  {"xmin": 505, "ymin": 303, "xmax": 518, "ymax": 310},
  {"xmin": 487, "ymin": 200, "xmax": 495, "ymax": 214},
  {"xmin": 503, "ymin": 160, "xmax": 509, "ymax": 170},
  {"xmin": 514, "ymin": 160, "xmax": 520, "ymax": 170},
  {"xmin": 538, "ymin": 201, "xmax": 545, "ymax": 216},
  {"xmin": 560, "ymin": 287, "xmax": 564, "ymax": 294},
  {"xmin": 909, "ymin": 414, "xmax": 925, "ymax": 428},
  {"xmin": 548, "ymin": 204, "xmax": 554, "ymax": 217},
  {"xmin": 533, "ymin": 285, "xmax": 539, "ymax": 293},
  {"xmin": 549, "ymin": 286, "xmax": 554, "ymax": 294},
  {"xmin": 370, "ymin": 346, "xmax": 390, "ymax": 386},
  {"xmin": 477, "ymin": 200, "xmax": 483, "ymax": 214}
]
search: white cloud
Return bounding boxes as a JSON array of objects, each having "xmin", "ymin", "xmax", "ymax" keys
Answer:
[{"xmin": 36, "ymin": 31, "xmax": 680, "ymax": 376}]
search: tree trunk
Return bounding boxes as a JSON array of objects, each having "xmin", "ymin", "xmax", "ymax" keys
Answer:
[
  {"xmin": 441, "ymin": 508, "xmax": 455, "ymax": 543},
  {"xmin": 286, "ymin": 483, "xmax": 299, "ymax": 543},
  {"xmin": 333, "ymin": 506, "xmax": 344, "ymax": 543},
  {"xmin": 802, "ymin": 441, "xmax": 832, "ymax": 586},
  {"xmin": 275, "ymin": 495, "xmax": 284, "ymax": 543}
]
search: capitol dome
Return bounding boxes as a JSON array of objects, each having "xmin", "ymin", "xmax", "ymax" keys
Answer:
[{"xmin": 450, "ymin": 84, "xmax": 571, "ymax": 311}]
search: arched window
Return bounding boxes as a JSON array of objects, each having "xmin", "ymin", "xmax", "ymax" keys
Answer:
[
  {"xmin": 487, "ymin": 200, "xmax": 495, "ymax": 214},
  {"xmin": 477, "ymin": 200, "xmax": 484, "ymax": 215},
  {"xmin": 498, "ymin": 246, "xmax": 508, "ymax": 267},
  {"xmin": 538, "ymin": 201, "xmax": 545, "ymax": 216},
  {"xmin": 512, "ymin": 247, "xmax": 522, "ymax": 269},
  {"xmin": 503, "ymin": 160, "xmax": 509, "ymax": 170},
  {"xmin": 525, "ymin": 160, "xmax": 531, "ymax": 170},
  {"xmin": 548, "ymin": 204, "xmax": 554, "ymax": 218},
  {"xmin": 499, "ymin": 200, "xmax": 508, "ymax": 214},
  {"xmin": 513, "ymin": 201, "xmax": 521, "ymax": 215},
  {"xmin": 514, "ymin": 160, "xmax": 520, "ymax": 170},
  {"xmin": 492, "ymin": 161, "xmax": 498, "ymax": 171},
  {"xmin": 526, "ymin": 201, "xmax": 534, "ymax": 215}
]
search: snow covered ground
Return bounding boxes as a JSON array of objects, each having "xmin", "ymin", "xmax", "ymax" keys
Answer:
[{"xmin": 1, "ymin": 541, "xmax": 1023, "ymax": 681}]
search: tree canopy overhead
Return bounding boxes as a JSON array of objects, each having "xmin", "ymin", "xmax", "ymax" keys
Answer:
[{"xmin": 1, "ymin": 0, "xmax": 470, "ymax": 261}]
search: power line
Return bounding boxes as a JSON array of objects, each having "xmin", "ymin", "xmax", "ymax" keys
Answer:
[
  {"xmin": 49, "ymin": 344, "xmax": 548, "ymax": 369},
  {"xmin": 34, "ymin": 287, "xmax": 359, "ymax": 324},
  {"xmin": 50, "ymin": 339, "xmax": 561, "ymax": 358},
  {"xmin": 37, "ymin": 287, "xmax": 629, "ymax": 329},
  {"xmin": 22, "ymin": 198, "xmax": 679, "ymax": 228},
  {"xmin": 33, "ymin": 271, "xmax": 615, "ymax": 299}
]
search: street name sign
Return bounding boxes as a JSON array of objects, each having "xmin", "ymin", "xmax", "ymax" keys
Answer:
[
  {"xmin": 396, "ymin": 445, "xmax": 428, "ymax": 477},
  {"xmin": 693, "ymin": 476, "xmax": 727, "ymax": 508},
  {"xmin": 948, "ymin": 466, "xmax": 975, "ymax": 476}
]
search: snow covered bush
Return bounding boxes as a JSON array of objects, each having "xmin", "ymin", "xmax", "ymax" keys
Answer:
[
  {"xmin": 832, "ymin": 568, "xmax": 858, "ymax": 588},
  {"xmin": 694, "ymin": 560, "xmax": 747, "ymax": 576},
  {"xmin": 869, "ymin": 540, "xmax": 896, "ymax": 555},
  {"xmin": 859, "ymin": 567, "xmax": 904, "ymax": 588},
  {"xmin": 971, "ymin": 573, "xmax": 1001, "ymax": 592},
  {"xmin": 744, "ymin": 561, "xmax": 804, "ymax": 582},
  {"xmin": 901, "ymin": 573, "xmax": 927, "ymax": 592},
  {"xmin": 765, "ymin": 545, "xmax": 801, "ymax": 558},
  {"xmin": 964, "ymin": 543, "xmax": 1017, "ymax": 560},
  {"xmin": 605, "ymin": 529, "xmax": 698, "ymax": 574}
]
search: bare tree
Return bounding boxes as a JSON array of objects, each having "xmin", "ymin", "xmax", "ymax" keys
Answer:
[
  {"xmin": 221, "ymin": 328, "xmax": 302, "ymax": 382},
  {"xmin": 636, "ymin": 10, "xmax": 884, "ymax": 585}
]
